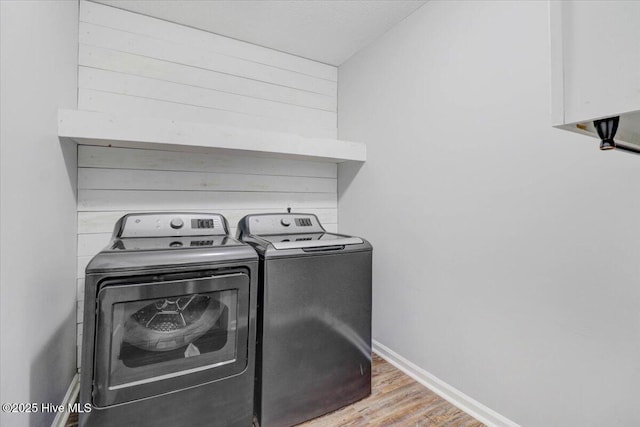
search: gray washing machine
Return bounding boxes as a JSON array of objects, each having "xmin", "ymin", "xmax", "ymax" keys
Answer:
[
  {"xmin": 80, "ymin": 213, "xmax": 257, "ymax": 427},
  {"xmin": 237, "ymin": 213, "xmax": 372, "ymax": 427}
]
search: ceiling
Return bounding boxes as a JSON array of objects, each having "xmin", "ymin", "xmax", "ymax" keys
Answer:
[{"xmin": 92, "ymin": 0, "xmax": 427, "ymax": 66}]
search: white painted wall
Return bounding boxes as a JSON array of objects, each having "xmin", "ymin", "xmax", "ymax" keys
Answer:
[
  {"xmin": 338, "ymin": 2, "xmax": 640, "ymax": 426},
  {"xmin": 74, "ymin": 1, "xmax": 339, "ymax": 367},
  {"xmin": 0, "ymin": 2, "xmax": 79, "ymax": 427}
]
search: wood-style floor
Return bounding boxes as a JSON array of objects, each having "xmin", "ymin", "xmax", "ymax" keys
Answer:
[
  {"xmin": 66, "ymin": 354, "xmax": 483, "ymax": 427},
  {"xmin": 299, "ymin": 354, "xmax": 484, "ymax": 427}
]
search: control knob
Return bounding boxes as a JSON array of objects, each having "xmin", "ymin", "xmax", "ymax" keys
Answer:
[
  {"xmin": 280, "ymin": 218, "xmax": 291, "ymax": 227},
  {"xmin": 170, "ymin": 218, "xmax": 184, "ymax": 229}
]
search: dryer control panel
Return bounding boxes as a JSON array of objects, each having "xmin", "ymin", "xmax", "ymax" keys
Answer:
[
  {"xmin": 244, "ymin": 213, "xmax": 325, "ymax": 236},
  {"xmin": 119, "ymin": 213, "xmax": 228, "ymax": 237}
]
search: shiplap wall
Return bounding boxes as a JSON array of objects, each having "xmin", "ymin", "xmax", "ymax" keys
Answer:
[{"xmin": 76, "ymin": 1, "xmax": 338, "ymax": 367}]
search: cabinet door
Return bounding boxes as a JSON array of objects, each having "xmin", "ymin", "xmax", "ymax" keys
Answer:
[{"xmin": 551, "ymin": 1, "xmax": 640, "ymax": 125}]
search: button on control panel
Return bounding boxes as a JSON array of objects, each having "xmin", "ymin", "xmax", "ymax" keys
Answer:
[{"xmin": 170, "ymin": 218, "xmax": 184, "ymax": 229}]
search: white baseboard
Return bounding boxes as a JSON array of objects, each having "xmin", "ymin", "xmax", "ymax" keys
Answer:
[
  {"xmin": 50, "ymin": 373, "xmax": 80, "ymax": 427},
  {"xmin": 372, "ymin": 340, "xmax": 520, "ymax": 427}
]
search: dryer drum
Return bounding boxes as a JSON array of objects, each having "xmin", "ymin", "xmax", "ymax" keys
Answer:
[{"xmin": 124, "ymin": 294, "xmax": 224, "ymax": 352}]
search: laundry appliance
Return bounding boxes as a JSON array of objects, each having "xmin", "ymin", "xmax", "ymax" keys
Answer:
[
  {"xmin": 237, "ymin": 213, "xmax": 372, "ymax": 427},
  {"xmin": 80, "ymin": 213, "xmax": 258, "ymax": 427}
]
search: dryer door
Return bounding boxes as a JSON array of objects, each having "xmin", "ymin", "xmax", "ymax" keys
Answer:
[{"xmin": 93, "ymin": 270, "xmax": 250, "ymax": 407}]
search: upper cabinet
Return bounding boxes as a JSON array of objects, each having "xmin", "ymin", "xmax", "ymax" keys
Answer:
[{"xmin": 550, "ymin": 1, "xmax": 640, "ymax": 154}]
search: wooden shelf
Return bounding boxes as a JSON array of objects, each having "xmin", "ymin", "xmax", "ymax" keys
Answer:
[{"xmin": 58, "ymin": 110, "xmax": 366, "ymax": 162}]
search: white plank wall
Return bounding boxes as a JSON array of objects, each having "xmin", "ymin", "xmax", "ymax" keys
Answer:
[
  {"xmin": 78, "ymin": 45, "xmax": 336, "ymax": 111},
  {"xmin": 77, "ymin": 1, "xmax": 337, "ymax": 138},
  {"xmin": 75, "ymin": 1, "xmax": 339, "ymax": 367}
]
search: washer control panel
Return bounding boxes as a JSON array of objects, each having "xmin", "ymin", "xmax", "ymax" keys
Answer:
[
  {"xmin": 246, "ymin": 213, "xmax": 324, "ymax": 235},
  {"xmin": 119, "ymin": 213, "xmax": 227, "ymax": 237}
]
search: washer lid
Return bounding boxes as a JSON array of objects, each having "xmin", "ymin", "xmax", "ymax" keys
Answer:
[{"xmin": 258, "ymin": 233, "xmax": 363, "ymax": 250}]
